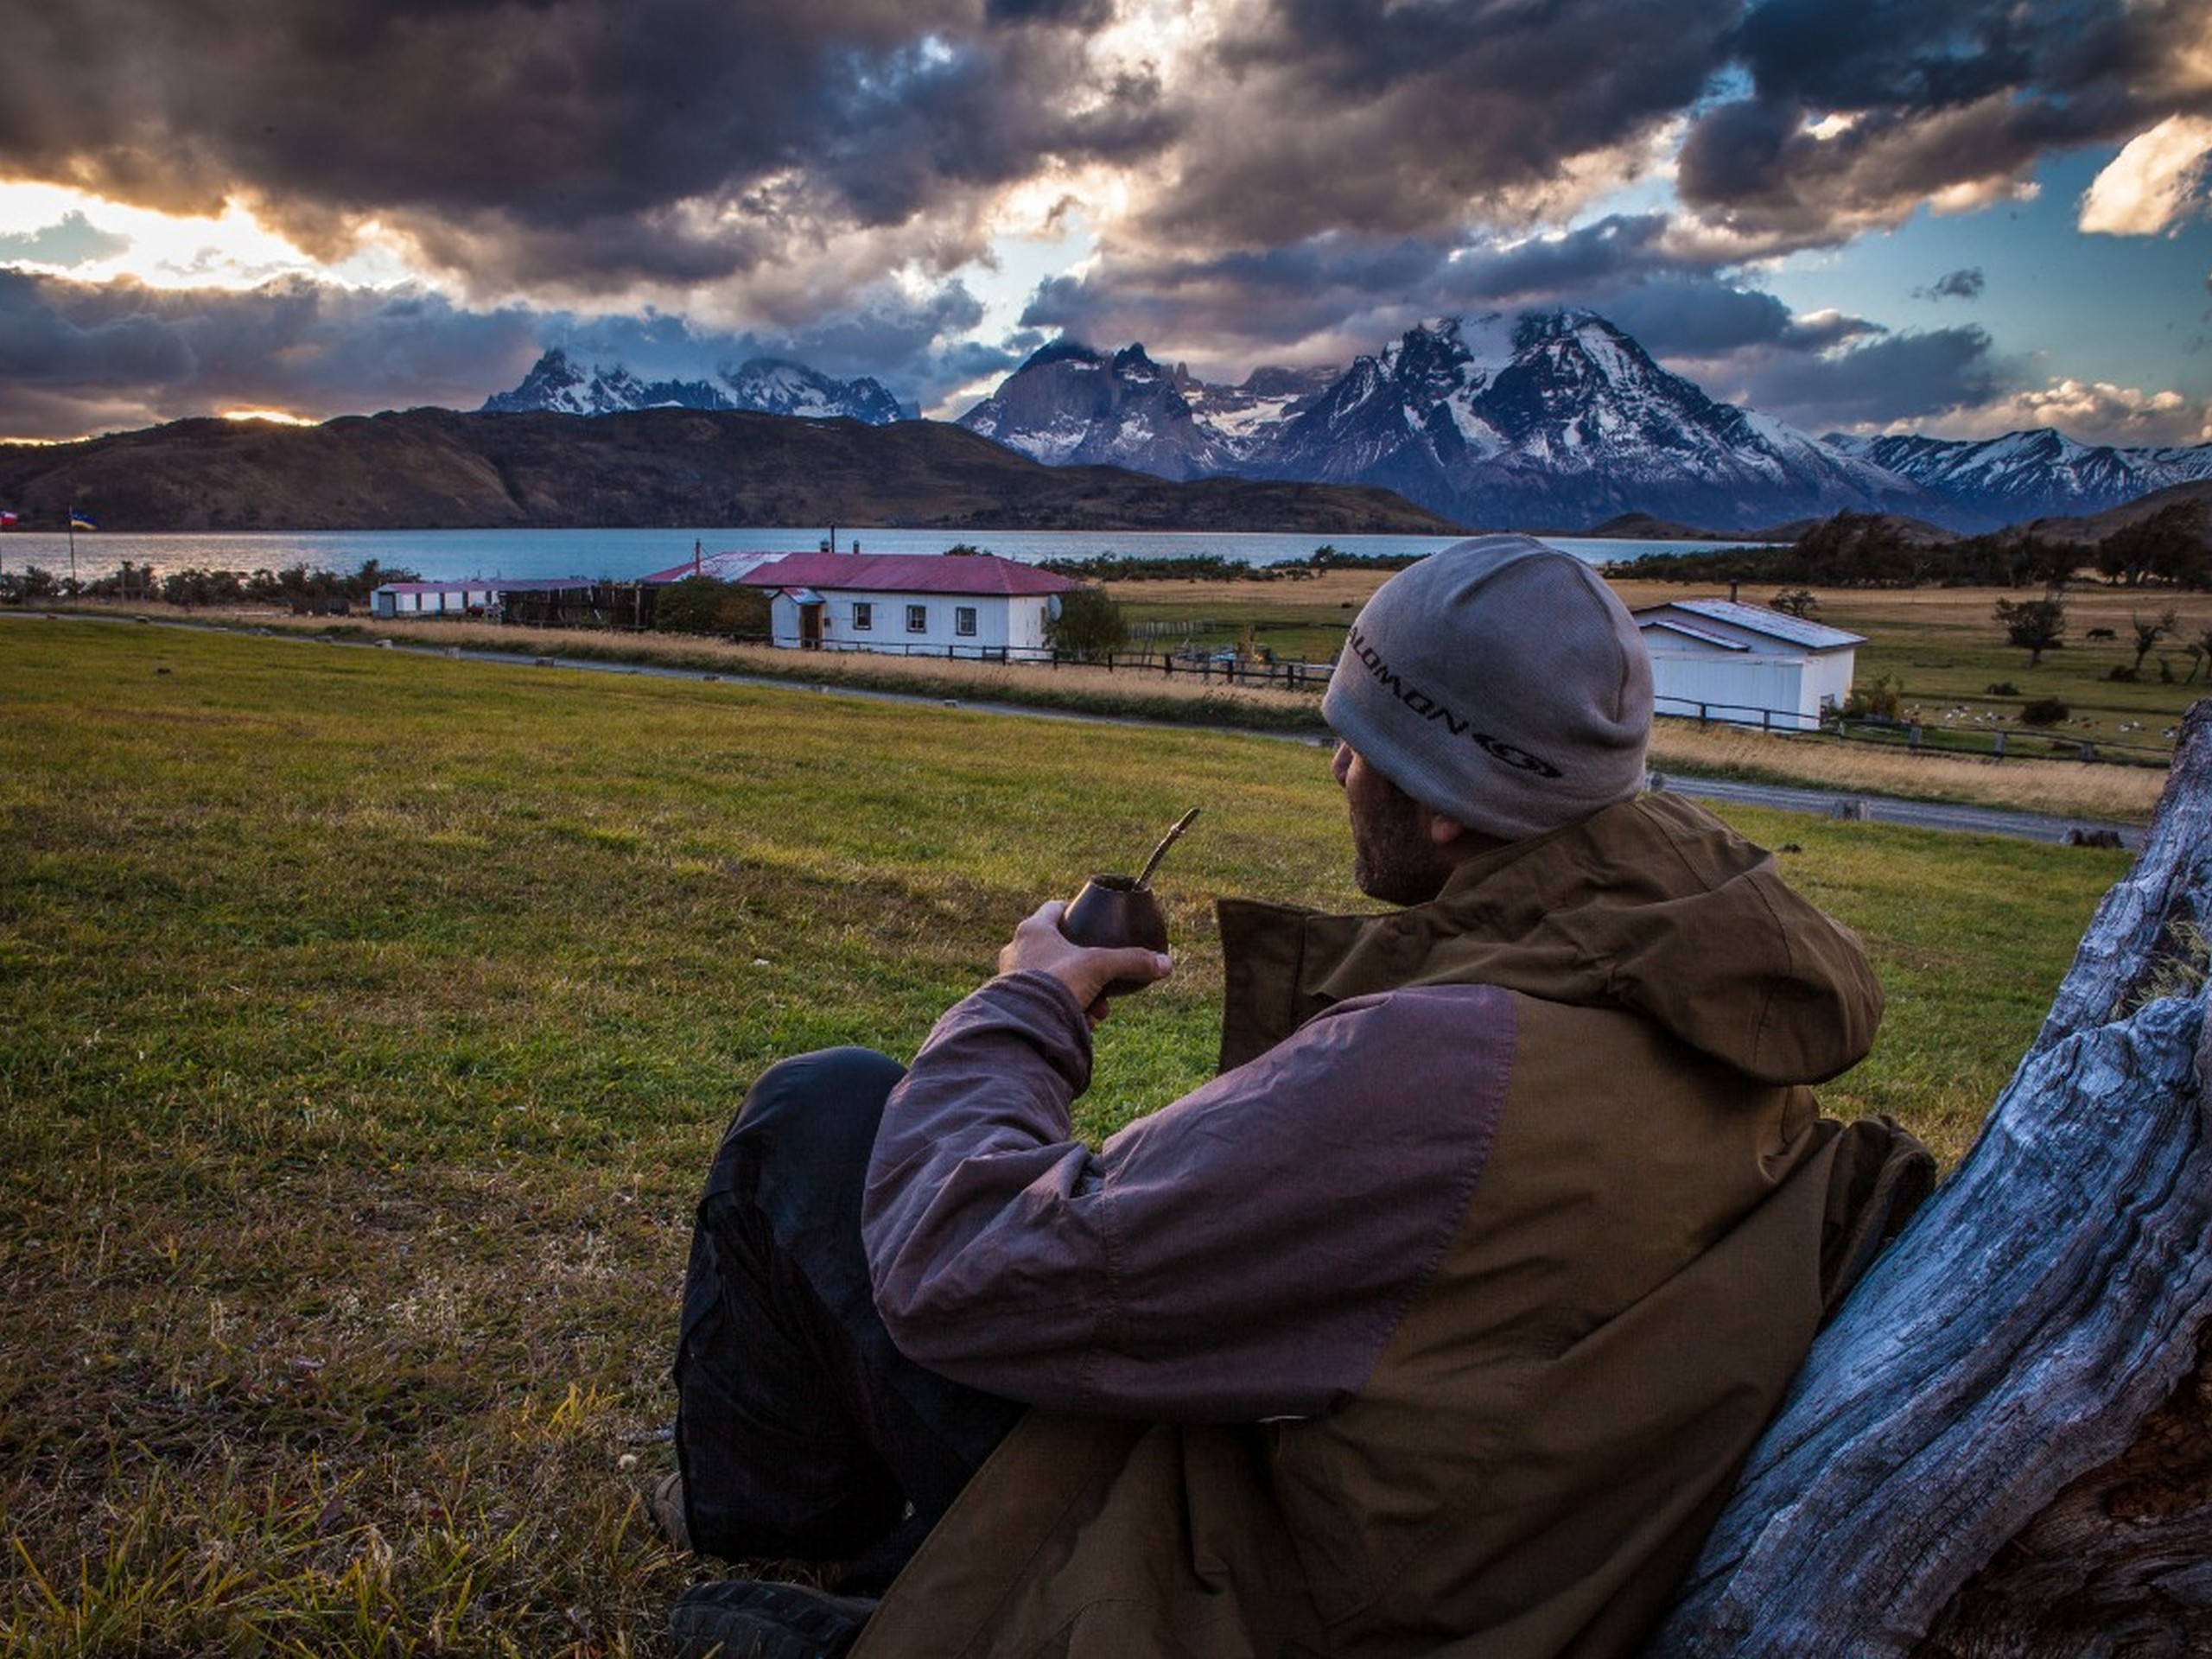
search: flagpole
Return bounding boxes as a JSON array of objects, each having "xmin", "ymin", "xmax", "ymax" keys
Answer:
[{"xmin": 67, "ymin": 509, "xmax": 77, "ymax": 588}]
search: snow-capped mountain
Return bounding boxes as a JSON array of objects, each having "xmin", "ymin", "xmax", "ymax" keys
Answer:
[
  {"xmin": 482, "ymin": 348, "xmax": 905, "ymax": 423},
  {"xmin": 1823, "ymin": 428, "xmax": 2212, "ymax": 524},
  {"xmin": 955, "ymin": 341, "xmax": 1238, "ymax": 479},
  {"xmin": 959, "ymin": 313, "xmax": 1950, "ymax": 531}
]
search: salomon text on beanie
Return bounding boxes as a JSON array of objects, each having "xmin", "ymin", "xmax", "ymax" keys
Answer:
[{"xmin": 1322, "ymin": 535, "xmax": 1654, "ymax": 841}]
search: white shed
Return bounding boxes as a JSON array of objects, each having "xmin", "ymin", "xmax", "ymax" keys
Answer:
[
  {"xmin": 368, "ymin": 577, "xmax": 594, "ymax": 620},
  {"xmin": 370, "ymin": 579, "xmax": 504, "ymax": 618},
  {"xmin": 1631, "ymin": 598, "xmax": 1864, "ymax": 732},
  {"xmin": 733, "ymin": 550, "xmax": 1082, "ymax": 659}
]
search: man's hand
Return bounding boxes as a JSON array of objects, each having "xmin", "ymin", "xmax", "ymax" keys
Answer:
[{"xmin": 999, "ymin": 901, "xmax": 1173, "ymax": 1025}]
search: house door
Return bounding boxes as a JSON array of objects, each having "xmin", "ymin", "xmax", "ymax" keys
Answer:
[{"xmin": 798, "ymin": 600, "xmax": 824, "ymax": 650}]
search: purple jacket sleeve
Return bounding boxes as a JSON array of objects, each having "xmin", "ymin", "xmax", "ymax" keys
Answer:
[{"xmin": 862, "ymin": 969, "xmax": 1514, "ymax": 1421}]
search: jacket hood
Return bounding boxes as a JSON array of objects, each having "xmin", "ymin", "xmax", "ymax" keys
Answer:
[{"xmin": 1218, "ymin": 791, "xmax": 1881, "ymax": 1086}]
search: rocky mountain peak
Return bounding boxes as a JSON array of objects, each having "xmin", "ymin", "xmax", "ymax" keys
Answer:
[{"xmin": 482, "ymin": 349, "xmax": 905, "ymax": 424}]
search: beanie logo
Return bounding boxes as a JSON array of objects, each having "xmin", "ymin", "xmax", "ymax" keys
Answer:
[{"xmin": 1346, "ymin": 626, "xmax": 1564, "ymax": 779}]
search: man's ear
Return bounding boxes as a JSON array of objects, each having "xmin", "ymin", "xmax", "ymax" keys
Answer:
[{"xmin": 1421, "ymin": 805, "xmax": 1470, "ymax": 847}]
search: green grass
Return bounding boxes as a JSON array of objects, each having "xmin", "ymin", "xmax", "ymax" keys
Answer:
[{"xmin": 0, "ymin": 620, "xmax": 2130, "ymax": 1653}]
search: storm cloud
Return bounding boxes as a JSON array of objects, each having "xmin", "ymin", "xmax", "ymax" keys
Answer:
[
  {"xmin": 0, "ymin": 271, "xmax": 538, "ymax": 434},
  {"xmin": 0, "ymin": 0, "xmax": 1168, "ymax": 296},
  {"xmin": 1676, "ymin": 0, "xmax": 2210, "ymax": 245},
  {"xmin": 0, "ymin": 0, "xmax": 2207, "ymax": 441}
]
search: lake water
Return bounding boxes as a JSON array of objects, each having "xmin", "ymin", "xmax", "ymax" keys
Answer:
[{"xmin": 0, "ymin": 524, "xmax": 1724, "ymax": 586}]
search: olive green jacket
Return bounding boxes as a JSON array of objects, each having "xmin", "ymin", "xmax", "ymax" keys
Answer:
[{"xmin": 855, "ymin": 793, "xmax": 1932, "ymax": 1657}]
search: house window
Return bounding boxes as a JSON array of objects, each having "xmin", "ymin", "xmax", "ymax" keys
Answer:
[
  {"xmin": 906, "ymin": 604, "xmax": 928, "ymax": 633},
  {"xmin": 852, "ymin": 601, "xmax": 873, "ymax": 631},
  {"xmin": 955, "ymin": 606, "xmax": 977, "ymax": 638}
]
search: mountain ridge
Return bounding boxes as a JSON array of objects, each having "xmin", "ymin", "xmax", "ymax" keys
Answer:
[
  {"xmin": 960, "ymin": 312, "xmax": 1955, "ymax": 532},
  {"xmin": 484, "ymin": 348, "xmax": 906, "ymax": 424},
  {"xmin": 474, "ymin": 315, "xmax": 2212, "ymax": 534},
  {"xmin": 0, "ymin": 406, "xmax": 1465, "ymax": 535}
]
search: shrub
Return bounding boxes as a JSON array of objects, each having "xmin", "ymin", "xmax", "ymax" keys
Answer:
[
  {"xmin": 653, "ymin": 575, "xmax": 771, "ymax": 637},
  {"xmin": 1045, "ymin": 586, "xmax": 1128, "ymax": 660},
  {"xmin": 1840, "ymin": 675, "xmax": 1904, "ymax": 721},
  {"xmin": 2019, "ymin": 697, "xmax": 2070, "ymax": 728},
  {"xmin": 1985, "ymin": 682, "xmax": 2020, "ymax": 696}
]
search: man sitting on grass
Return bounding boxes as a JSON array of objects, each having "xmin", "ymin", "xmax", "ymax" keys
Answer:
[{"xmin": 657, "ymin": 535, "xmax": 1932, "ymax": 1658}]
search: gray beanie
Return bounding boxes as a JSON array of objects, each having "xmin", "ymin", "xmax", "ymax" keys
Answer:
[{"xmin": 1322, "ymin": 535, "xmax": 1653, "ymax": 841}]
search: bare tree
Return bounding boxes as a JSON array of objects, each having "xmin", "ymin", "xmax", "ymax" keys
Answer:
[
  {"xmin": 1994, "ymin": 596, "xmax": 2067, "ymax": 668},
  {"xmin": 2129, "ymin": 608, "xmax": 2179, "ymax": 676}
]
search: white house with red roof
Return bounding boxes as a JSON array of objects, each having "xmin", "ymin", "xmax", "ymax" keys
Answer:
[
  {"xmin": 1630, "ymin": 597, "xmax": 1865, "ymax": 732},
  {"xmin": 708, "ymin": 550, "xmax": 1083, "ymax": 658}
]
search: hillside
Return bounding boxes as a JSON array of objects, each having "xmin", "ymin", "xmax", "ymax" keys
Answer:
[
  {"xmin": 2023, "ymin": 477, "xmax": 2212, "ymax": 543},
  {"xmin": 0, "ymin": 407, "xmax": 1466, "ymax": 535}
]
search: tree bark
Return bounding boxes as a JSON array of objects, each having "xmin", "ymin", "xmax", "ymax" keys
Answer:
[{"xmin": 1648, "ymin": 699, "xmax": 2212, "ymax": 1658}]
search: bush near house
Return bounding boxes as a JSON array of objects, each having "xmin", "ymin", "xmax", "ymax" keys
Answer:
[
  {"xmin": 652, "ymin": 575, "xmax": 772, "ymax": 638},
  {"xmin": 1045, "ymin": 585, "xmax": 1129, "ymax": 660}
]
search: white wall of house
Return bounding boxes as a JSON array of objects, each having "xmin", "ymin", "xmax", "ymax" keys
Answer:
[
  {"xmin": 1643, "ymin": 641, "xmax": 1856, "ymax": 731},
  {"xmin": 766, "ymin": 588, "xmax": 1058, "ymax": 657}
]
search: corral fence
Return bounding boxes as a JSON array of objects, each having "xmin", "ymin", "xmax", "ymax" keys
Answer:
[
  {"xmin": 735, "ymin": 635, "xmax": 1338, "ymax": 690},
  {"xmin": 1657, "ymin": 694, "xmax": 2172, "ymax": 769}
]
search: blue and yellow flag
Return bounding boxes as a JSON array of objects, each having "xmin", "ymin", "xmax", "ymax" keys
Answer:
[{"xmin": 68, "ymin": 508, "xmax": 97, "ymax": 531}]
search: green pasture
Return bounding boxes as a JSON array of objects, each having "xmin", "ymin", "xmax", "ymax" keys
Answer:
[
  {"xmin": 1111, "ymin": 570, "xmax": 2212, "ymax": 761},
  {"xmin": 0, "ymin": 619, "xmax": 2130, "ymax": 1653}
]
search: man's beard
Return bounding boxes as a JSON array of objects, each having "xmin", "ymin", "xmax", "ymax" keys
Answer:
[{"xmin": 1350, "ymin": 779, "xmax": 1452, "ymax": 906}]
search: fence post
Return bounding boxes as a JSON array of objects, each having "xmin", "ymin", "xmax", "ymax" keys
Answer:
[{"xmin": 1993, "ymin": 731, "xmax": 2006, "ymax": 761}]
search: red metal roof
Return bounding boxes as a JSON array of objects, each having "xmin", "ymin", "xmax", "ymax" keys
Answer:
[{"xmin": 735, "ymin": 550, "xmax": 1080, "ymax": 597}]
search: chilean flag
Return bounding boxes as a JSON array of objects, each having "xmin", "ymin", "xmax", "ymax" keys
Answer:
[{"xmin": 0, "ymin": 512, "xmax": 16, "ymax": 530}]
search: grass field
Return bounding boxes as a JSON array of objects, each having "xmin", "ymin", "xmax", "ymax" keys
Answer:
[
  {"xmin": 0, "ymin": 617, "xmax": 2136, "ymax": 1654},
  {"xmin": 43, "ymin": 586, "xmax": 2182, "ymax": 826},
  {"xmin": 1117, "ymin": 567, "xmax": 2212, "ymax": 763}
]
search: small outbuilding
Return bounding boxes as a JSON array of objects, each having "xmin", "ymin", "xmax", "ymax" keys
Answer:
[
  {"xmin": 369, "ymin": 577, "xmax": 596, "ymax": 620},
  {"xmin": 721, "ymin": 550, "xmax": 1084, "ymax": 658},
  {"xmin": 1631, "ymin": 597, "xmax": 1865, "ymax": 732}
]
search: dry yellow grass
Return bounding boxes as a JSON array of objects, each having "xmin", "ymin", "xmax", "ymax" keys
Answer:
[
  {"xmin": 165, "ymin": 606, "xmax": 1339, "ymax": 717},
  {"xmin": 79, "ymin": 594, "xmax": 2177, "ymax": 822},
  {"xmin": 1647, "ymin": 722, "xmax": 2165, "ymax": 821}
]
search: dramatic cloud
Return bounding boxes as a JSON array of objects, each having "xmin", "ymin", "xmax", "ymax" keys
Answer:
[
  {"xmin": 2080, "ymin": 115, "xmax": 2212, "ymax": 235},
  {"xmin": 0, "ymin": 271, "xmax": 537, "ymax": 435},
  {"xmin": 1698, "ymin": 324, "xmax": 2006, "ymax": 432},
  {"xmin": 1119, "ymin": 0, "xmax": 1732, "ymax": 251},
  {"xmin": 1677, "ymin": 0, "xmax": 2212, "ymax": 249},
  {"xmin": 0, "ymin": 265, "xmax": 1008, "ymax": 436},
  {"xmin": 1961, "ymin": 378, "xmax": 2211, "ymax": 446},
  {"xmin": 1, "ymin": 0, "xmax": 2208, "ymax": 443},
  {"xmin": 0, "ymin": 0, "xmax": 1170, "ymax": 302}
]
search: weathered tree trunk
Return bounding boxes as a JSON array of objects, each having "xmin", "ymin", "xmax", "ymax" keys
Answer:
[{"xmin": 1648, "ymin": 700, "xmax": 2212, "ymax": 1658}]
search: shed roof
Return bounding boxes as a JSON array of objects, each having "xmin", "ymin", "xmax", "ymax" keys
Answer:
[
  {"xmin": 641, "ymin": 550, "xmax": 784, "ymax": 584},
  {"xmin": 1631, "ymin": 597, "xmax": 1864, "ymax": 652},
  {"xmin": 735, "ymin": 550, "xmax": 1080, "ymax": 597},
  {"xmin": 1639, "ymin": 618, "xmax": 1750, "ymax": 652}
]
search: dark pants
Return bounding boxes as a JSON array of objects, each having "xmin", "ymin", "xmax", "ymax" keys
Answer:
[{"xmin": 672, "ymin": 1047, "xmax": 1026, "ymax": 1593}]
